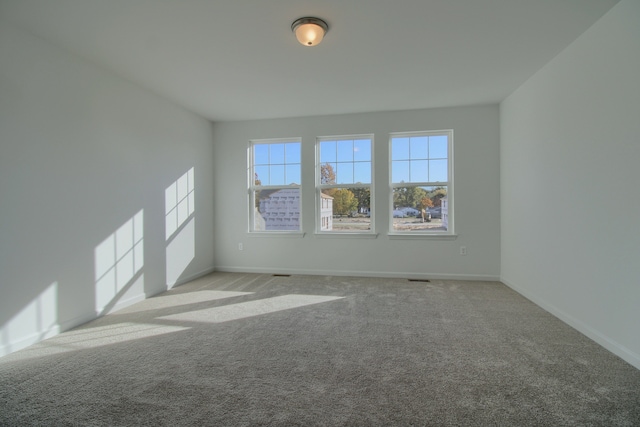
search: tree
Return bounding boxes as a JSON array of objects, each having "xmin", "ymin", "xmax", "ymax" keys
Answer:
[
  {"xmin": 332, "ymin": 189, "xmax": 358, "ymax": 216},
  {"xmin": 394, "ymin": 186, "xmax": 427, "ymax": 209},
  {"xmin": 321, "ymin": 163, "xmax": 337, "ymax": 197},
  {"xmin": 321, "ymin": 163, "xmax": 336, "ymax": 185},
  {"xmin": 419, "ymin": 197, "xmax": 434, "ymax": 222},
  {"xmin": 428, "ymin": 187, "xmax": 447, "ymax": 207},
  {"xmin": 420, "ymin": 197, "xmax": 433, "ymax": 209},
  {"xmin": 351, "ymin": 186, "xmax": 371, "ymax": 213},
  {"xmin": 254, "ymin": 173, "xmax": 262, "ymax": 211}
]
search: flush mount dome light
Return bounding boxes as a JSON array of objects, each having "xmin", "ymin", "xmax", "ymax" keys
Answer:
[{"xmin": 291, "ymin": 17, "xmax": 328, "ymax": 47}]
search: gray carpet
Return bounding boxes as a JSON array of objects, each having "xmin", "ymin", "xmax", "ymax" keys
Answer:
[{"xmin": 1, "ymin": 272, "xmax": 639, "ymax": 426}]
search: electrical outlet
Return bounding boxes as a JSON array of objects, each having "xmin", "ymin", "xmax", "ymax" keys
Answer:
[
  {"xmin": 460, "ymin": 246, "xmax": 467, "ymax": 256},
  {"xmin": 238, "ymin": 243, "xmax": 243, "ymax": 251}
]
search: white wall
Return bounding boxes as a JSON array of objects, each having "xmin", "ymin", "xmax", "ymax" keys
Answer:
[
  {"xmin": 212, "ymin": 105, "xmax": 500, "ymax": 280},
  {"xmin": 500, "ymin": 0, "xmax": 640, "ymax": 369},
  {"xmin": 0, "ymin": 21, "xmax": 215, "ymax": 356}
]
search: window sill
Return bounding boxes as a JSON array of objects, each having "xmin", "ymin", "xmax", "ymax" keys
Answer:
[
  {"xmin": 314, "ymin": 232, "xmax": 379, "ymax": 239},
  {"xmin": 248, "ymin": 232, "xmax": 306, "ymax": 238},
  {"xmin": 387, "ymin": 233, "xmax": 457, "ymax": 240}
]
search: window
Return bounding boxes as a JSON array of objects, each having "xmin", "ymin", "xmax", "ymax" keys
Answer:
[
  {"xmin": 317, "ymin": 135, "xmax": 373, "ymax": 233},
  {"xmin": 390, "ymin": 130, "xmax": 453, "ymax": 234},
  {"xmin": 249, "ymin": 139, "xmax": 302, "ymax": 232}
]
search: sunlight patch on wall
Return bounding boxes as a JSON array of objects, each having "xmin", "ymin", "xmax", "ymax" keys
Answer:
[
  {"xmin": 157, "ymin": 294, "xmax": 344, "ymax": 324},
  {"xmin": 95, "ymin": 210, "xmax": 144, "ymax": 314},
  {"xmin": 165, "ymin": 168, "xmax": 195, "ymax": 288},
  {"xmin": 0, "ymin": 282, "xmax": 58, "ymax": 356},
  {"xmin": 165, "ymin": 167, "xmax": 195, "ymax": 240}
]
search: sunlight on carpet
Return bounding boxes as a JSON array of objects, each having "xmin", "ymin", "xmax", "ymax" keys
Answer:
[
  {"xmin": 120, "ymin": 290, "xmax": 253, "ymax": 313},
  {"xmin": 157, "ymin": 294, "xmax": 344, "ymax": 324}
]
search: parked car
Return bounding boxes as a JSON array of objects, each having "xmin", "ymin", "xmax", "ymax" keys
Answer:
[
  {"xmin": 428, "ymin": 207, "xmax": 442, "ymax": 219},
  {"xmin": 393, "ymin": 210, "xmax": 406, "ymax": 218},
  {"xmin": 400, "ymin": 207, "xmax": 420, "ymax": 217}
]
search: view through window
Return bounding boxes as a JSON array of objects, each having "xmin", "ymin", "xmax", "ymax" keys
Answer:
[
  {"xmin": 317, "ymin": 135, "xmax": 373, "ymax": 233},
  {"xmin": 390, "ymin": 130, "xmax": 452, "ymax": 233},
  {"xmin": 249, "ymin": 139, "xmax": 302, "ymax": 232}
]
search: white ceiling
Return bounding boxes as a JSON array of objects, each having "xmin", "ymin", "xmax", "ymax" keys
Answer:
[{"xmin": 1, "ymin": 0, "xmax": 619, "ymax": 122}]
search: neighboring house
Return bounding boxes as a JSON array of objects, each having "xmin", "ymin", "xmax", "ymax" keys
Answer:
[
  {"xmin": 320, "ymin": 193, "xmax": 334, "ymax": 231},
  {"xmin": 257, "ymin": 188, "xmax": 301, "ymax": 231},
  {"xmin": 442, "ymin": 198, "xmax": 448, "ymax": 229}
]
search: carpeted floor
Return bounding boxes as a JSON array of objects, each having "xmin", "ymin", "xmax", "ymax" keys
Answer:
[{"xmin": 1, "ymin": 272, "xmax": 639, "ymax": 426}]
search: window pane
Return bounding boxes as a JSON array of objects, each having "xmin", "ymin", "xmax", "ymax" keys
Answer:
[
  {"xmin": 320, "ymin": 141, "xmax": 336, "ymax": 163},
  {"xmin": 429, "ymin": 136, "xmax": 448, "ymax": 159},
  {"xmin": 354, "ymin": 162, "xmax": 371, "ymax": 184},
  {"xmin": 255, "ymin": 165, "xmax": 269, "ymax": 185},
  {"xmin": 410, "ymin": 136, "xmax": 428, "ymax": 159},
  {"xmin": 270, "ymin": 144, "xmax": 285, "ymax": 164},
  {"xmin": 337, "ymin": 140, "xmax": 354, "ymax": 162},
  {"xmin": 285, "ymin": 164, "xmax": 301, "ymax": 185},
  {"xmin": 410, "ymin": 160, "xmax": 428, "ymax": 182},
  {"xmin": 336, "ymin": 162, "xmax": 354, "ymax": 184},
  {"xmin": 391, "ymin": 137, "xmax": 410, "ymax": 160},
  {"xmin": 392, "ymin": 160, "xmax": 410, "ymax": 183},
  {"xmin": 270, "ymin": 165, "xmax": 285, "ymax": 185},
  {"xmin": 429, "ymin": 159, "xmax": 448, "ymax": 182},
  {"xmin": 251, "ymin": 140, "xmax": 302, "ymax": 232},
  {"xmin": 320, "ymin": 187, "xmax": 370, "ymax": 232},
  {"xmin": 254, "ymin": 144, "xmax": 269, "ymax": 165},
  {"xmin": 354, "ymin": 139, "xmax": 371, "ymax": 162},
  {"xmin": 285, "ymin": 143, "xmax": 301, "ymax": 163},
  {"xmin": 392, "ymin": 185, "xmax": 448, "ymax": 232},
  {"xmin": 317, "ymin": 136, "xmax": 373, "ymax": 234},
  {"xmin": 254, "ymin": 188, "xmax": 301, "ymax": 231}
]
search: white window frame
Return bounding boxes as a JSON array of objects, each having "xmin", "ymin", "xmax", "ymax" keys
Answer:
[
  {"xmin": 389, "ymin": 130, "xmax": 454, "ymax": 237},
  {"xmin": 315, "ymin": 134, "xmax": 376, "ymax": 236},
  {"xmin": 248, "ymin": 138, "xmax": 303, "ymax": 235}
]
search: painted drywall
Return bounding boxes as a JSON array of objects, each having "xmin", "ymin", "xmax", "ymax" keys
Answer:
[
  {"xmin": 500, "ymin": 0, "xmax": 640, "ymax": 369},
  {"xmin": 212, "ymin": 105, "xmax": 500, "ymax": 280},
  {"xmin": 0, "ymin": 21, "xmax": 215, "ymax": 356}
]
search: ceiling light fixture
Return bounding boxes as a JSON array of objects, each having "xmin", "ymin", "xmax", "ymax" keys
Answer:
[{"xmin": 291, "ymin": 17, "xmax": 328, "ymax": 47}]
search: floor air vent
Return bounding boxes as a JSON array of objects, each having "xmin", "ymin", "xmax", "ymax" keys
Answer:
[
  {"xmin": 272, "ymin": 274, "xmax": 291, "ymax": 277},
  {"xmin": 408, "ymin": 279, "xmax": 430, "ymax": 283}
]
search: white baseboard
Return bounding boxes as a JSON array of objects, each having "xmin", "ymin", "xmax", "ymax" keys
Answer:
[
  {"xmin": 0, "ymin": 296, "xmax": 147, "ymax": 358},
  {"xmin": 214, "ymin": 265, "xmax": 499, "ymax": 281},
  {"xmin": 96, "ymin": 293, "xmax": 147, "ymax": 316},
  {"xmin": 0, "ymin": 325, "xmax": 61, "ymax": 357},
  {"xmin": 58, "ymin": 312, "xmax": 98, "ymax": 332},
  {"xmin": 0, "ymin": 266, "xmax": 220, "ymax": 359},
  {"xmin": 172, "ymin": 266, "xmax": 217, "ymax": 288},
  {"xmin": 501, "ymin": 277, "xmax": 640, "ymax": 371}
]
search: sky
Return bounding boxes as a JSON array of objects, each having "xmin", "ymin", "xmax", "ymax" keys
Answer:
[{"xmin": 253, "ymin": 135, "xmax": 448, "ymax": 186}]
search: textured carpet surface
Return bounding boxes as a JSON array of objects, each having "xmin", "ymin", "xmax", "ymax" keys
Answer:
[{"xmin": 1, "ymin": 272, "xmax": 639, "ymax": 426}]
